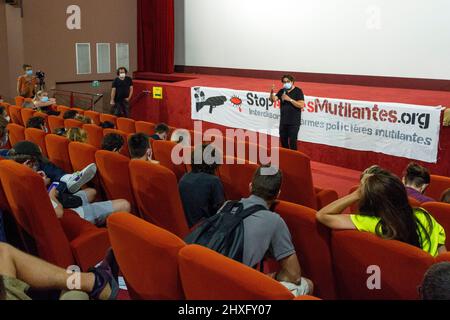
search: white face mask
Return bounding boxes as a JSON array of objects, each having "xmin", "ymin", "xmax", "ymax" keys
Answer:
[{"xmin": 119, "ymin": 73, "xmax": 126, "ymax": 79}]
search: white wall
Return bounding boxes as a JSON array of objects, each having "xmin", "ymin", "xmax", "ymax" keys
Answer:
[{"xmin": 175, "ymin": 0, "xmax": 450, "ymax": 80}]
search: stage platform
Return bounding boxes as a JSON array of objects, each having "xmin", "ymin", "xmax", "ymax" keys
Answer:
[{"xmin": 130, "ymin": 72, "xmax": 450, "ymax": 179}]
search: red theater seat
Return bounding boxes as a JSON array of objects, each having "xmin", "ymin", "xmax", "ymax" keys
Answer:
[
  {"xmin": 117, "ymin": 118, "xmax": 136, "ymax": 134},
  {"xmin": 82, "ymin": 124, "xmax": 104, "ymax": 149},
  {"xmin": 426, "ymin": 175, "xmax": 450, "ymax": 201},
  {"xmin": 83, "ymin": 110, "xmax": 101, "ymax": 125},
  {"xmin": 45, "ymin": 134, "xmax": 72, "ymax": 173},
  {"xmin": 6, "ymin": 124, "xmax": 25, "ymax": 147},
  {"xmin": 108, "ymin": 213, "xmax": 186, "ymax": 300},
  {"xmin": 64, "ymin": 119, "xmax": 83, "ymax": 129},
  {"xmin": 9, "ymin": 105, "xmax": 24, "ymax": 126},
  {"xmin": 47, "ymin": 116, "xmax": 65, "ymax": 133},
  {"xmin": 273, "ymin": 201, "xmax": 337, "ymax": 300},
  {"xmin": 24, "ymin": 128, "xmax": 48, "ymax": 157},
  {"xmin": 217, "ymin": 157, "xmax": 258, "ymax": 200},
  {"xmin": 277, "ymin": 148, "xmax": 338, "ymax": 210},
  {"xmin": 99, "ymin": 114, "xmax": 117, "ymax": 126},
  {"xmin": 152, "ymin": 140, "xmax": 188, "ymax": 181},
  {"xmin": 21, "ymin": 108, "xmax": 36, "ymax": 127},
  {"xmin": 95, "ymin": 150, "xmax": 136, "ymax": 214},
  {"xmin": 331, "ymin": 230, "xmax": 433, "ymax": 300},
  {"xmin": 103, "ymin": 129, "xmax": 130, "ymax": 157},
  {"xmin": 129, "ymin": 160, "xmax": 189, "ymax": 238},
  {"xmin": 135, "ymin": 121, "xmax": 155, "ymax": 136},
  {"xmin": 0, "ymin": 160, "xmax": 109, "ymax": 270},
  {"xmin": 178, "ymin": 244, "xmax": 308, "ymax": 300}
]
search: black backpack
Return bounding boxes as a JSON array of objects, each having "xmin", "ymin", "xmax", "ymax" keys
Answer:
[{"xmin": 184, "ymin": 201, "xmax": 266, "ymax": 263}]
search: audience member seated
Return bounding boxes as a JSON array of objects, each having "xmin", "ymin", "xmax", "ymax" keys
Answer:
[
  {"xmin": 75, "ymin": 115, "xmax": 93, "ymax": 125},
  {"xmin": 54, "ymin": 128, "xmax": 67, "ymax": 136},
  {"xmin": 171, "ymin": 129, "xmax": 191, "ymax": 146},
  {"xmin": 0, "ymin": 117, "xmax": 9, "ymax": 157},
  {"xmin": 101, "ymin": 133, "xmax": 124, "ymax": 153},
  {"xmin": 403, "ymin": 162, "xmax": 434, "ymax": 203},
  {"xmin": 26, "ymin": 116, "xmax": 48, "ymax": 133},
  {"xmin": 150, "ymin": 123, "xmax": 169, "ymax": 141},
  {"xmin": 191, "ymin": 165, "xmax": 313, "ymax": 295},
  {"xmin": 441, "ymin": 189, "xmax": 450, "ymax": 204},
  {"xmin": 32, "ymin": 91, "xmax": 59, "ymax": 116},
  {"xmin": 419, "ymin": 262, "xmax": 450, "ymax": 300},
  {"xmin": 0, "ymin": 106, "xmax": 10, "ymax": 123},
  {"xmin": 63, "ymin": 110, "xmax": 79, "ymax": 120},
  {"xmin": 99, "ymin": 121, "xmax": 115, "ymax": 129},
  {"xmin": 316, "ymin": 166, "xmax": 447, "ymax": 257},
  {"xmin": 12, "ymin": 153, "xmax": 130, "ymax": 226},
  {"xmin": 66, "ymin": 127, "xmax": 88, "ymax": 143},
  {"xmin": 8, "ymin": 141, "xmax": 96, "ymax": 194},
  {"xmin": 0, "ymin": 243, "xmax": 118, "ymax": 300},
  {"xmin": 179, "ymin": 144, "xmax": 224, "ymax": 227},
  {"xmin": 128, "ymin": 133, "xmax": 158, "ymax": 164}
]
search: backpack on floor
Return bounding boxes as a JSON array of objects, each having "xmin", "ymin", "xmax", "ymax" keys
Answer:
[{"xmin": 184, "ymin": 201, "xmax": 266, "ymax": 263}]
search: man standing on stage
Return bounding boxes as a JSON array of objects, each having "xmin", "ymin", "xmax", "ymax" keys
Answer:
[{"xmin": 269, "ymin": 75, "xmax": 305, "ymax": 151}]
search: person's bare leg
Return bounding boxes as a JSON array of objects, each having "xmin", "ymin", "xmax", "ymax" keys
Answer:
[
  {"xmin": 111, "ymin": 199, "xmax": 131, "ymax": 213},
  {"xmin": 0, "ymin": 243, "xmax": 111, "ymax": 299},
  {"xmin": 83, "ymin": 188, "xmax": 97, "ymax": 203}
]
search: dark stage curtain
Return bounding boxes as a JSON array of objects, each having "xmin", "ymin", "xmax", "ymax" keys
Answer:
[{"xmin": 137, "ymin": 0, "xmax": 174, "ymax": 74}]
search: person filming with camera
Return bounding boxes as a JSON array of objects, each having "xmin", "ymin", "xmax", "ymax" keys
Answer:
[{"xmin": 17, "ymin": 64, "xmax": 38, "ymax": 98}]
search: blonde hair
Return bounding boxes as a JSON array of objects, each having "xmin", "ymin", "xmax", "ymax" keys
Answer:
[
  {"xmin": 66, "ymin": 127, "xmax": 87, "ymax": 143},
  {"xmin": 75, "ymin": 115, "xmax": 93, "ymax": 125}
]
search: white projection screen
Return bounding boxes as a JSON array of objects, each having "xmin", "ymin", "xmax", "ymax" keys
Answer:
[{"xmin": 175, "ymin": 0, "xmax": 450, "ymax": 80}]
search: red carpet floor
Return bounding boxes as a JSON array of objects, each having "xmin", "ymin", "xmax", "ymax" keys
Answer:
[{"xmin": 131, "ymin": 73, "xmax": 450, "ymax": 179}]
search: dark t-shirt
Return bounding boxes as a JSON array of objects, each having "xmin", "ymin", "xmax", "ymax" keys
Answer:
[
  {"xmin": 179, "ymin": 172, "xmax": 225, "ymax": 227},
  {"xmin": 112, "ymin": 77, "xmax": 133, "ymax": 102},
  {"xmin": 276, "ymin": 87, "xmax": 304, "ymax": 126}
]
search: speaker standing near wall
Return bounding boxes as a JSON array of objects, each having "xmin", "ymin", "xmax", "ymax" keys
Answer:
[
  {"xmin": 110, "ymin": 67, "xmax": 134, "ymax": 118},
  {"xmin": 269, "ymin": 75, "xmax": 305, "ymax": 150}
]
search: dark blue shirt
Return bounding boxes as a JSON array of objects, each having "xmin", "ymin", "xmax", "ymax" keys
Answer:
[{"xmin": 179, "ymin": 172, "xmax": 225, "ymax": 228}]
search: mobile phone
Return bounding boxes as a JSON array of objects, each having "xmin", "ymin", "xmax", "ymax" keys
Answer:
[{"xmin": 47, "ymin": 182, "xmax": 60, "ymax": 193}]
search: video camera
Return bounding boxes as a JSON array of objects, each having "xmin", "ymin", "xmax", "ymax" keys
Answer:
[{"xmin": 35, "ymin": 70, "xmax": 46, "ymax": 90}]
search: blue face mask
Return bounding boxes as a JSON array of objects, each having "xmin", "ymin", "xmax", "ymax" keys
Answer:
[
  {"xmin": 41, "ymin": 96, "xmax": 49, "ymax": 103},
  {"xmin": 26, "ymin": 70, "xmax": 33, "ymax": 76},
  {"xmin": 283, "ymin": 82, "xmax": 293, "ymax": 91}
]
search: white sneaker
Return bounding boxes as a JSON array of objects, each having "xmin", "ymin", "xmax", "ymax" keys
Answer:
[{"xmin": 65, "ymin": 163, "xmax": 97, "ymax": 194}]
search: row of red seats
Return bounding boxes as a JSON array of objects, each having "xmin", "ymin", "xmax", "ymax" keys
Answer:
[
  {"xmin": 108, "ymin": 213, "xmax": 319, "ymax": 300},
  {"xmin": 2, "ymin": 104, "xmax": 450, "ymax": 299}
]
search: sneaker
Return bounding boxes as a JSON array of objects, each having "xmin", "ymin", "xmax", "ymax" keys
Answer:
[{"xmin": 66, "ymin": 163, "xmax": 97, "ymax": 194}]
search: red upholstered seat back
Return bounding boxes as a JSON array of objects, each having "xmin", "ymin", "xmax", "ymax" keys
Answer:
[
  {"xmin": 152, "ymin": 140, "xmax": 188, "ymax": 181},
  {"xmin": 129, "ymin": 160, "xmax": 189, "ymax": 238},
  {"xmin": 0, "ymin": 160, "xmax": 74, "ymax": 268},
  {"xmin": 217, "ymin": 157, "xmax": 258, "ymax": 200},
  {"xmin": 178, "ymin": 244, "xmax": 295, "ymax": 300},
  {"xmin": 331, "ymin": 230, "xmax": 433, "ymax": 300},
  {"xmin": 95, "ymin": 150, "xmax": 136, "ymax": 212},
  {"xmin": 7, "ymin": 123, "xmax": 25, "ymax": 147},
  {"xmin": 24, "ymin": 128, "xmax": 48, "ymax": 157},
  {"xmin": 45, "ymin": 134, "xmax": 72, "ymax": 173},
  {"xmin": 82, "ymin": 124, "xmax": 104, "ymax": 149},
  {"xmin": 277, "ymin": 148, "xmax": 317, "ymax": 209},
  {"xmin": 426, "ymin": 175, "xmax": 450, "ymax": 201},
  {"xmin": 108, "ymin": 213, "xmax": 186, "ymax": 300},
  {"xmin": 273, "ymin": 201, "xmax": 337, "ymax": 299},
  {"xmin": 117, "ymin": 118, "xmax": 136, "ymax": 134}
]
